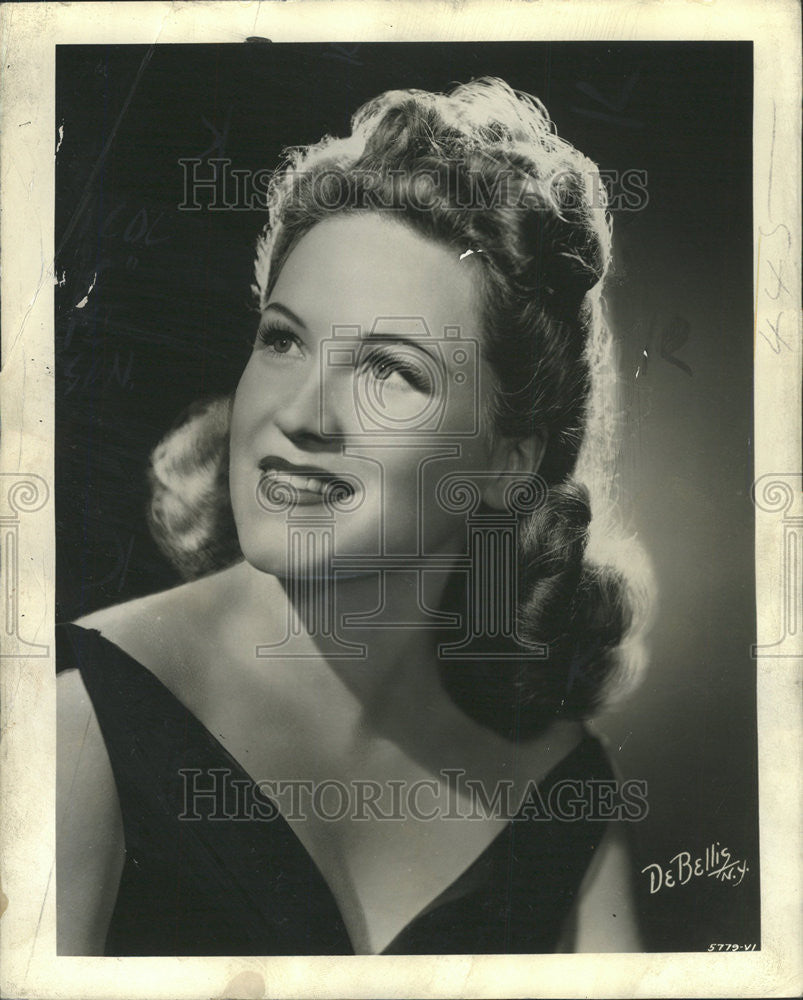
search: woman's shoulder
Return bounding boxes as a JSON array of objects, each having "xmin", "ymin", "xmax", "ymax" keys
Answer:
[
  {"xmin": 68, "ymin": 562, "xmax": 290, "ymax": 698},
  {"xmin": 71, "ymin": 563, "xmax": 248, "ymax": 674},
  {"xmin": 71, "ymin": 592, "xmax": 185, "ymax": 685},
  {"xmin": 74, "ymin": 571, "xmax": 216, "ymax": 636},
  {"xmin": 56, "ymin": 628, "xmax": 127, "ymax": 955}
]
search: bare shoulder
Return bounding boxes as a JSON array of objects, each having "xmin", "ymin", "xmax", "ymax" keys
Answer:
[
  {"xmin": 56, "ymin": 562, "xmax": 287, "ymax": 954},
  {"xmin": 57, "ymin": 661, "xmax": 125, "ymax": 953},
  {"xmin": 75, "ymin": 577, "xmax": 208, "ymax": 660},
  {"xmin": 72, "ymin": 562, "xmax": 291, "ymax": 706},
  {"xmin": 74, "ymin": 563, "xmax": 250, "ymax": 676},
  {"xmin": 557, "ymin": 821, "xmax": 643, "ymax": 953},
  {"xmin": 56, "ymin": 563, "xmax": 257, "ymax": 953}
]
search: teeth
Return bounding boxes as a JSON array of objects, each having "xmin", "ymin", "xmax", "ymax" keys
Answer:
[{"xmin": 265, "ymin": 471, "xmax": 326, "ymax": 494}]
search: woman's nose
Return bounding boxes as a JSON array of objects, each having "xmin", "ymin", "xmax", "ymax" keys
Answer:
[{"xmin": 272, "ymin": 360, "xmax": 344, "ymax": 449}]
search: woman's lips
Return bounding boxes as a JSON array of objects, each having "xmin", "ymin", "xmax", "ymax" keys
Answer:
[
  {"xmin": 261, "ymin": 471, "xmax": 333, "ymax": 504},
  {"xmin": 257, "ymin": 456, "xmax": 356, "ymax": 507},
  {"xmin": 263, "ymin": 471, "xmax": 330, "ymax": 493}
]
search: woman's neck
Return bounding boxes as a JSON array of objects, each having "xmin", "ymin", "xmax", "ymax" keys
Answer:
[
  {"xmin": 222, "ymin": 558, "xmax": 460, "ymax": 735},
  {"xmin": 212, "ymin": 559, "xmax": 583, "ymax": 784}
]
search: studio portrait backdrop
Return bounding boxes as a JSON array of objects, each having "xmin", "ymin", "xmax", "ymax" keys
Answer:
[{"xmin": 55, "ymin": 41, "xmax": 757, "ymax": 952}]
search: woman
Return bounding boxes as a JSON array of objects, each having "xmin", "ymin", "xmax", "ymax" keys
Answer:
[{"xmin": 57, "ymin": 77, "xmax": 651, "ymax": 956}]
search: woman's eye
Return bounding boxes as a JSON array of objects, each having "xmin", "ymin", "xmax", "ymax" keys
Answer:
[
  {"xmin": 371, "ymin": 357, "xmax": 403, "ymax": 381},
  {"xmin": 362, "ymin": 349, "xmax": 431, "ymax": 393},
  {"xmin": 270, "ymin": 335, "xmax": 294, "ymax": 354},
  {"xmin": 255, "ymin": 324, "xmax": 303, "ymax": 358}
]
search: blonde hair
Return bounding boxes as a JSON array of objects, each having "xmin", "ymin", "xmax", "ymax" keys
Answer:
[{"xmin": 148, "ymin": 78, "xmax": 654, "ymax": 735}]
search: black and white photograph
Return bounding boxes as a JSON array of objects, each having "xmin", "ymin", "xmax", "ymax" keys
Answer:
[
  {"xmin": 0, "ymin": 2, "xmax": 800, "ymax": 998},
  {"xmin": 54, "ymin": 37, "xmax": 759, "ymax": 956}
]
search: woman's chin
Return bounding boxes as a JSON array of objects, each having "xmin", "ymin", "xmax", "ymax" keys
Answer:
[{"xmin": 237, "ymin": 542, "xmax": 335, "ymax": 580}]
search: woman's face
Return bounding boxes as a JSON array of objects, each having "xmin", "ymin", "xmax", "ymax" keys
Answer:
[{"xmin": 230, "ymin": 213, "xmax": 510, "ymax": 577}]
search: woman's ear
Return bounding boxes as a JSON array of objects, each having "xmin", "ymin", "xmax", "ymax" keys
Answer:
[{"xmin": 481, "ymin": 431, "xmax": 548, "ymax": 510}]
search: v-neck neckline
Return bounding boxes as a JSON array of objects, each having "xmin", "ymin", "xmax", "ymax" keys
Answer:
[{"xmin": 63, "ymin": 622, "xmax": 591, "ymax": 955}]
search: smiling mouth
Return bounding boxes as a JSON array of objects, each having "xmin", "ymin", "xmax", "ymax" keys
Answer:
[{"xmin": 257, "ymin": 457, "xmax": 356, "ymax": 506}]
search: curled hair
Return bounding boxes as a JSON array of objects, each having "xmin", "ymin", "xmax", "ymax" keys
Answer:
[
  {"xmin": 147, "ymin": 397, "xmax": 241, "ymax": 581},
  {"xmin": 148, "ymin": 78, "xmax": 653, "ymax": 737}
]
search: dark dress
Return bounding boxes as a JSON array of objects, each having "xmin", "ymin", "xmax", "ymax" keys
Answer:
[{"xmin": 57, "ymin": 622, "xmax": 615, "ymax": 956}]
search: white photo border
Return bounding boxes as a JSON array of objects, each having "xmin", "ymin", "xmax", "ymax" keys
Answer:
[{"xmin": 0, "ymin": 1, "xmax": 800, "ymax": 997}]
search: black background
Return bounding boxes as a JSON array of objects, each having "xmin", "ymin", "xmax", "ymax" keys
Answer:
[{"xmin": 56, "ymin": 42, "xmax": 758, "ymax": 951}]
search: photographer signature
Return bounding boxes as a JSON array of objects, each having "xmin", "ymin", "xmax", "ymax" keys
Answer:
[{"xmin": 642, "ymin": 842, "xmax": 749, "ymax": 893}]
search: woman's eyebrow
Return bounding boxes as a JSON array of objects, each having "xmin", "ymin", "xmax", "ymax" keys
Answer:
[
  {"xmin": 263, "ymin": 301, "xmax": 308, "ymax": 328},
  {"xmin": 265, "ymin": 302, "xmax": 439, "ymax": 361},
  {"xmin": 363, "ymin": 331, "xmax": 438, "ymax": 362}
]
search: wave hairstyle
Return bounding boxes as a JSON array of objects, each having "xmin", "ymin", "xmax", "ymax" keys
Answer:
[{"xmin": 148, "ymin": 77, "xmax": 654, "ymax": 738}]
